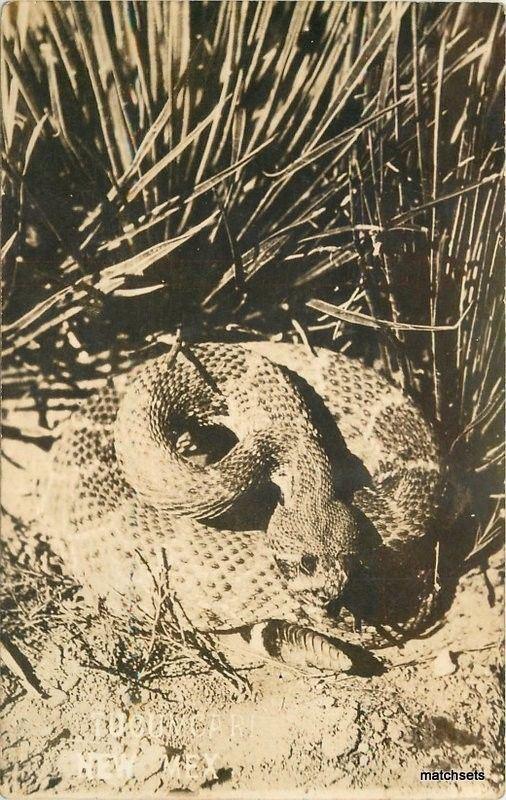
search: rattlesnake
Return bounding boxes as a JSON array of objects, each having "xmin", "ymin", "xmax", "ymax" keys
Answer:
[{"xmin": 42, "ymin": 341, "xmax": 442, "ymax": 671}]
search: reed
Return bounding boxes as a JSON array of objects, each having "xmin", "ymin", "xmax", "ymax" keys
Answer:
[{"xmin": 2, "ymin": 2, "xmax": 503, "ymax": 565}]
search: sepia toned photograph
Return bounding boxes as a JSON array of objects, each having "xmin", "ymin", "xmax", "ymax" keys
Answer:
[{"xmin": 1, "ymin": 1, "xmax": 504, "ymax": 797}]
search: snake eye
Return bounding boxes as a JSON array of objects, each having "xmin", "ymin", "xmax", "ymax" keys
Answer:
[{"xmin": 300, "ymin": 554, "xmax": 318, "ymax": 575}]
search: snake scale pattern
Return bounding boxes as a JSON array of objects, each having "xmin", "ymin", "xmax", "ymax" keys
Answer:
[{"xmin": 42, "ymin": 342, "xmax": 442, "ymax": 671}]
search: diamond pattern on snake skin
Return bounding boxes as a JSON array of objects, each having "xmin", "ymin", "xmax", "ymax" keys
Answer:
[{"xmin": 41, "ymin": 342, "xmax": 442, "ymax": 647}]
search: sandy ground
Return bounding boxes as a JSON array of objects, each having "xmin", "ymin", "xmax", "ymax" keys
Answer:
[{"xmin": 0, "ymin": 435, "xmax": 504, "ymax": 799}]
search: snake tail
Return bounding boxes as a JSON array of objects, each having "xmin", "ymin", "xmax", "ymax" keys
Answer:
[{"xmin": 217, "ymin": 621, "xmax": 355, "ymax": 672}]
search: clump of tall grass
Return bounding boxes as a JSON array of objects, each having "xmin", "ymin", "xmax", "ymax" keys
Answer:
[{"xmin": 2, "ymin": 2, "xmax": 503, "ymax": 564}]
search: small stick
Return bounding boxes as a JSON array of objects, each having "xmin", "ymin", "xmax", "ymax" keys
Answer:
[{"xmin": 0, "ymin": 634, "xmax": 49, "ymax": 700}]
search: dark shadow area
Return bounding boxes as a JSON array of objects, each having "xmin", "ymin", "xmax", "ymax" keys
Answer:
[
  {"xmin": 326, "ymin": 635, "xmax": 386, "ymax": 677},
  {"xmin": 172, "ymin": 363, "xmax": 468, "ymax": 647}
]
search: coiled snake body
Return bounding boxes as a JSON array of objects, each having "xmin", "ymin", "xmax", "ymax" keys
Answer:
[{"xmin": 43, "ymin": 342, "xmax": 441, "ymax": 671}]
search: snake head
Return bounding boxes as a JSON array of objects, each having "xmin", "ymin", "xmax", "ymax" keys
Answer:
[{"xmin": 268, "ymin": 498, "xmax": 361, "ymax": 603}]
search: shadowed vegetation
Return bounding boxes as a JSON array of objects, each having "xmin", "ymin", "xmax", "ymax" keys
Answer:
[{"xmin": 2, "ymin": 2, "xmax": 504, "ymax": 585}]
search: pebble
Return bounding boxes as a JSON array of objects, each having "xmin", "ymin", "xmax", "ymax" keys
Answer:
[
  {"xmin": 370, "ymin": 715, "xmax": 385, "ymax": 734},
  {"xmin": 432, "ymin": 649, "xmax": 458, "ymax": 677},
  {"xmin": 143, "ymin": 772, "xmax": 164, "ymax": 792},
  {"xmin": 473, "ymin": 660, "xmax": 492, "ymax": 678},
  {"xmin": 321, "ymin": 724, "xmax": 360, "ymax": 759},
  {"xmin": 314, "ymin": 693, "xmax": 336, "ymax": 708},
  {"xmin": 45, "ymin": 688, "xmax": 69, "ymax": 708},
  {"xmin": 386, "ymin": 720, "xmax": 404, "ymax": 738},
  {"xmin": 489, "ymin": 567, "xmax": 504, "ymax": 589},
  {"xmin": 131, "ymin": 743, "xmax": 167, "ymax": 781}
]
